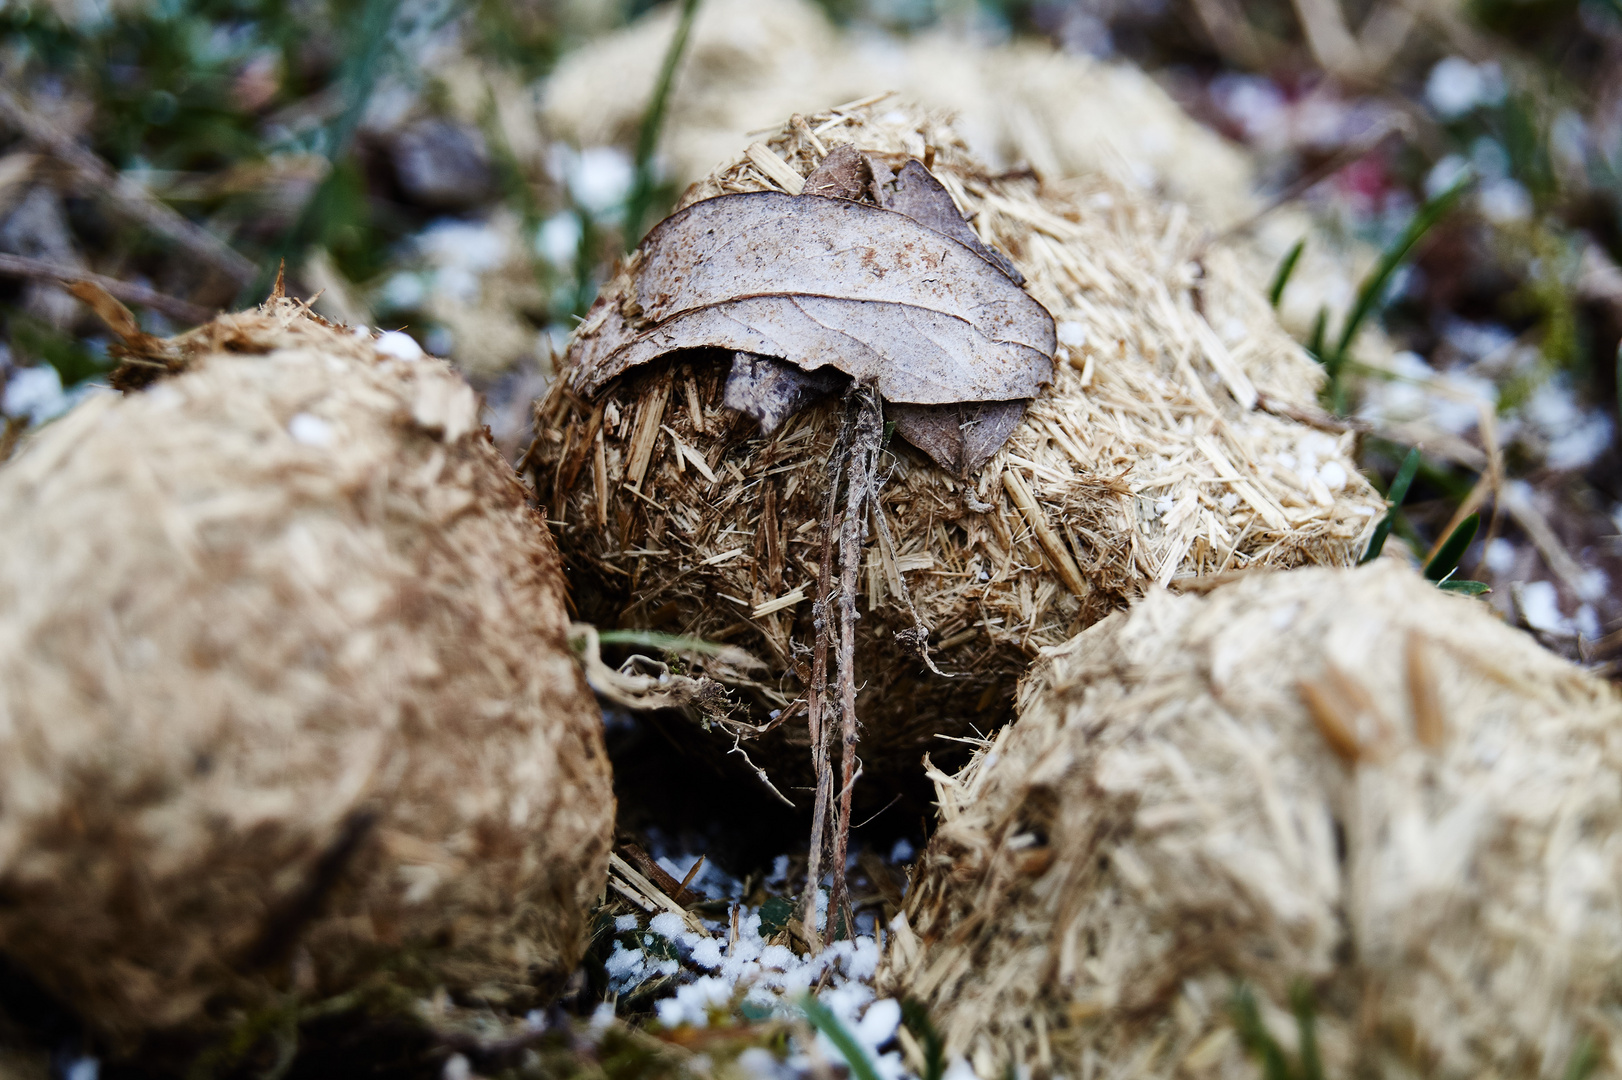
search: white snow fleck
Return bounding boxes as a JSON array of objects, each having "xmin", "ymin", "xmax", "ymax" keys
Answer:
[
  {"xmin": 374, "ymin": 330, "xmax": 424, "ymax": 362},
  {"xmin": 615, "ymin": 913, "xmax": 640, "ymax": 931},
  {"xmin": 1576, "ymin": 604, "xmax": 1602, "ymax": 640},
  {"xmin": 1425, "ymin": 154, "xmax": 1472, "ymax": 198},
  {"xmin": 1478, "ymin": 178, "xmax": 1532, "ymax": 223},
  {"xmin": 555, "ymin": 145, "xmax": 635, "ymax": 217},
  {"xmin": 1526, "ymin": 380, "xmax": 1614, "ymax": 470},
  {"xmin": 537, "ymin": 212, "xmax": 584, "ymax": 268},
  {"xmin": 1056, "ymin": 321, "xmax": 1088, "ymax": 348},
  {"xmin": 1483, "ymin": 537, "xmax": 1518, "ymax": 576},
  {"xmin": 649, "ymin": 911, "xmax": 688, "ymax": 941},
  {"xmin": 288, "ymin": 412, "xmax": 334, "ymax": 447},
  {"xmin": 1518, "ymin": 580, "xmax": 1570, "ymax": 635},
  {"xmin": 1426, "ymin": 57, "xmax": 1504, "ymax": 120},
  {"xmin": 1317, "ymin": 461, "xmax": 1348, "ymax": 491},
  {"xmin": 4, "ymin": 364, "xmax": 68, "ymax": 424}
]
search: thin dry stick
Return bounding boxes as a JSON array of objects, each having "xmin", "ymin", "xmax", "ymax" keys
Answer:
[
  {"xmin": 0, "ymin": 252, "xmax": 214, "ymax": 325},
  {"xmin": 829, "ymin": 384, "xmax": 884, "ymax": 937},
  {"xmin": 0, "ymin": 81, "xmax": 257, "ymax": 285},
  {"xmin": 802, "ymin": 403, "xmax": 853, "ymax": 952}
]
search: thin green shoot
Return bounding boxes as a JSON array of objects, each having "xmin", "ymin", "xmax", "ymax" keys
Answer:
[
  {"xmin": 1332, "ymin": 173, "xmax": 1470, "ymax": 363},
  {"xmin": 1322, "ymin": 174, "xmax": 1470, "ymax": 413},
  {"xmin": 1424, "ymin": 513, "xmax": 1479, "ymax": 582},
  {"xmin": 1359, "ymin": 447, "xmax": 1421, "ymax": 564},
  {"xmin": 1268, "ymin": 239, "xmax": 1306, "ymax": 309},
  {"xmin": 624, "ymin": 0, "xmax": 702, "ymax": 248},
  {"xmin": 900, "ymin": 999, "xmax": 946, "ymax": 1080},
  {"xmin": 246, "ymin": 0, "xmax": 405, "ymax": 303},
  {"xmin": 1562, "ymin": 1035, "xmax": 1600, "ymax": 1080},
  {"xmin": 1230, "ymin": 983, "xmax": 1325, "ymax": 1080},
  {"xmin": 592, "ymin": 628, "xmax": 731, "ymax": 655},
  {"xmin": 1306, "ymin": 306, "xmax": 1327, "ymax": 362},
  {"xmin": 1289, "ymin": 983, "xmax": 1324, "ymax": 1080},
  {"xmin": 800, "ymin": 995, "xmax": 883, "ymax": 1080},
  {"xmin": 1229, "ymin": 984, "xmax": 1292, "ymax": 1080},
  {"xmin": 1438, "ymin": 579, "xmax": 1491, "ymax": 595}
]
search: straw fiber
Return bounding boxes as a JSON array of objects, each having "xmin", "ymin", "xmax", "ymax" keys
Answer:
[
  {"xmin": 883, "ymin": 562, "xmax": 1622, "ymax": 1080},
  {"xmin": 0, "ymin": 299, "xmax": 614, "ymax": 1043},
  {"xmin": 533, "ymin": 103, "xmax": 1383, "ymax": 794}
]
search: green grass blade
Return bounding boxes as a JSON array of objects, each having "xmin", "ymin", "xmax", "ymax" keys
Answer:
[
  {"xmin": 801, "ymin": 996, "xmax": 883, "ymax": 1080},
  {"xmin": 1332, "ymin": 174, "xmax": 1470, "ymax": 364},
  {"xmin": 1439, "ymin": 579, "xmax": 1491, "ymax": 595},
  {"xmin": 1425, "ymin": 513, "xmax": 1480, "ymax": 582},
  {"xmin": 1306, "ymin": 306, "xmax": 1327, "ymax": 362},
  {"xmin": 1562, "ymin": 1036, "xmax": 1600, "ymax": 1080},
  {"xmin": 593, "ymin": 628, "xmax": 731, "ymax": 655},
  {"xmin": 1360, "ymin": 447, "xmax": 1421, "ymax": 564},
  {"xmin": 624, "ymin": 0, "xmax": 702, "ymax": 247},
  {"xmin": 900, "ymin": 999, "xmax": 946, "ymax": 1080},
  {"xmin": 1289, "ymin": 983, "xmax": 1323, "ymax": 1080},
  {"xmin": 1229, "ymin": 985, "xmax": 1294, "ymax": 1080},
  {"xmin": 1269, "ymin": 239, "xmax": 1306, "ymax": 309}
]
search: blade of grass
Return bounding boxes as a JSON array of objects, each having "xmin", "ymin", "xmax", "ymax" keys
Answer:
[
  {"xmin": 1323, "ymin": 174, "xmax": 1470, "ymax": 412},
  {"xmin": 624, "ymin": 0, "xmax": 702, "ymax": 248},
  {"xmin": 1332, "ymin": 174, "xmax": 1471, "ymax": 363},
  {"xmin": 1268, "ymin": 239, "xmax": 1306, "ymax": 309},
  {"xmin": 900, "ymin": 999, "xmax": 945, "ymax": 1080},
  {"xmin": 1424, "ymin": 512, "xmax": 1479, "ymax": 582},
  {"xmin": 1229, "ymin": 985, "xmax": 1293, "ymax": 1080},
  {"xmin": 246, "ymin": 0, "xmax": 405, "ymax": 304},
  {"xmin": 801, "ymin": 996, "xmax": 882, "ymax": 1080},
  {"xmin": 1289, "ymin": 983, "xmax": 1323, "ymax": 1080},
  {"xmin": 1360, "ymin": 446, "xmax": 1421, "ymax": 564},
  {"xmin": 592, "ymin": 628, "xmax": 732, "ymax": 655},
  {"xmin": 1563, "ymin": 1036, "xmax": 1600, "ymax": 1080},
  {"xmin": 1438, "ymin": 579, "xmax": 1491, "ymax": 595},
  {"xmin": 1306, "ymin": 306, "xmax": 1327, "ymax": 362}
]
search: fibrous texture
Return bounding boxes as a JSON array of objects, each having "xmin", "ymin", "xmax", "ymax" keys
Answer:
[
  {"xmin": 884, "ymin": 561, "xmax": 1622, "ymax": 1080},
  {"xmin": 0, "ymin": 299, "xmax": 614, "ymax": 1043},
  {"xmin": 534, "ymin": 103, "xmax": 1383, "ymax": 794}
]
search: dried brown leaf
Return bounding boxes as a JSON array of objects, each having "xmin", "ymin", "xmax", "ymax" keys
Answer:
[
  {"xmin": 891, "ymin": 400, "xmax": 1027, "ymax": 475},
  {"xmin": 570, "ymin": 189, "xmax": 1055, "ymax": 406}
]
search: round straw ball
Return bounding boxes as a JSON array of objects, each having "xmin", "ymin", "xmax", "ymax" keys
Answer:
[
  {"xmin": 534, "ymin": 103, "xmax": 1382, "ymax": 795},
  {"xmin": 0, "ymin": 302, "xmax": 614, "ymax": 1044},
  {"xmin": 883, "ymin": 561, "xmax": 1622, "ymax": 1080}
]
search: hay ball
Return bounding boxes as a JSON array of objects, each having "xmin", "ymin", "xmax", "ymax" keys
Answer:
[
  {"xmin": 882, "ymin": 561, "xmax": 1622, "ymax": 1080},
  {"xmin": 534, "ymin": 102, "xmax": 1383, "ymax": 793},
  {"xmin": 0, "ymin": 299, "xmax": 614, "ymax": 1043}
]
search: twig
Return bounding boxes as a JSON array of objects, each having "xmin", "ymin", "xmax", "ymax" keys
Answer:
[
  {"xmin": 0, "ymin": 81, "xmax": 257, "ymax": 285},
  {"xmin": 1254, "ymin": 390, "xmax": 1371, "ymax": 434},
  {"xmin": 829, "ymin": 385, "xmax": 884, "ymax": 939},
  {"xmin": 0, "ymin": 252, "xmax": 214, "ymax": 325},
  {"xmin": 802, "ymin": 400, "xmax": 853, "ymax": 953}
]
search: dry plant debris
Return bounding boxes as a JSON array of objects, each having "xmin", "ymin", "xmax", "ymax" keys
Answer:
[
  {"xmin": 883, "ymin": 561, "xmax": 1622, "ymax": 1080},
  {"xmin": 0, "ymin": 294, "xmax": 614, "ymax": 1047}
]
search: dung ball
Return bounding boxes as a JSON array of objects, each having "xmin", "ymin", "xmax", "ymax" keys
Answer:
[
  {"xmin": 0, "ymin": 298, "xmax": 615, "ymax": 1044},
  {"xmin": 882, "ymin": 561, "xmax": 1622, "ymax": 1080},
  {"xmin": 532, "ymin": 101, "xmax": 1383, "ymax": 799}
]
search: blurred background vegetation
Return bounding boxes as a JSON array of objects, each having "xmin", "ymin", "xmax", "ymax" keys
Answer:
[{"xmin": 0, "ymin": 0, "xmax": 1619, "ymax": 671}]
